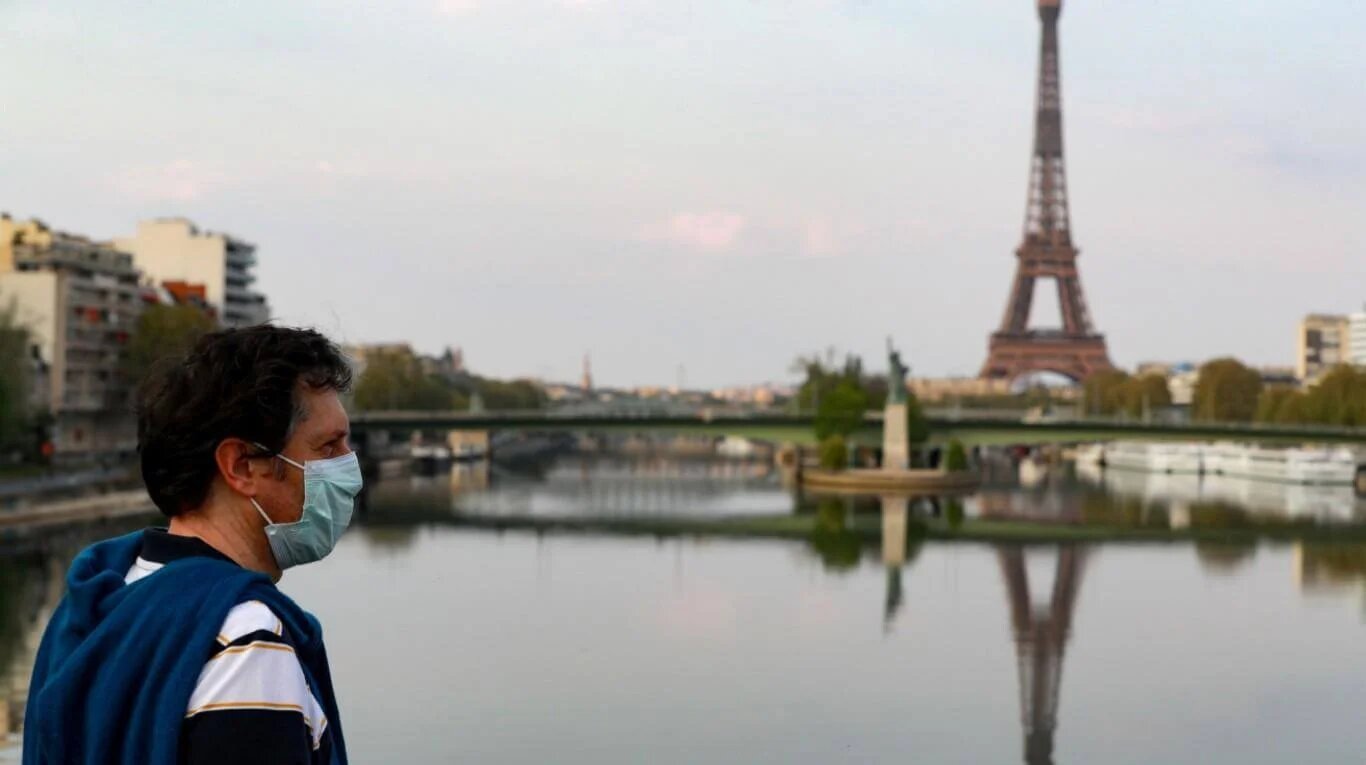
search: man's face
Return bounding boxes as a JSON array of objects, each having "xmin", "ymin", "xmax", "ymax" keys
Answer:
[{"xmin": 255, "ymin": 385, "xmax": 352, "ymax": 524}]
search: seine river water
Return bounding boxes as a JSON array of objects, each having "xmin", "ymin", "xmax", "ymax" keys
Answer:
[{"xmin": 4, "ymin": 454, "xmax": 1366, "ymax": 763}]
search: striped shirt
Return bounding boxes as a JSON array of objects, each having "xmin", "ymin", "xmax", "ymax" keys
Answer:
[{"xmin": 123, "ymin": 530, "xmax": 334, "ymax": 765}]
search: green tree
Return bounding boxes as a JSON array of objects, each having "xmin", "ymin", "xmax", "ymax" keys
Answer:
[
  {"xmin": 1082, "ymin": 370, "xmax": 1131, "ymax": 416},
  {"xmin": 1194, "ymin": 358, "xmax": 1263, "ymax": 422},
  {"xmin": 1273, "ymin": 390, "xmax": 1311, "ymax": 424},
  {"xmin": 355, "ymin": 349, "xmax": 458, "ymax": 411},
  {"xmin": 818, "ymin": 435, "xmax": 848, "ymax": 470},
  {"xmin": 1303, "ymin": 365, "xmax": 1366, "ymax": 426},
  {"xmin": 904, "ymin": 391, "xmax": 930, "ymax": 445},
  {"xmin": 792, "ymin": 351, "xmax": 865, "ymax": 411},
  {"xmin": 943, "ymin": 439, "xmax": 970, "ymax": 472},
  {"xmin": 124, "ymin": 303, "xmax": 216, "ymax": 390},
  {"xmin": 0, "ymin": 303, "xmax": 33, "ymax": 451},
  {"xmin": 1257, "ymin": 386, "xmax": 1301, "ymax": 423},
  {"xmin": 814, "ymin": 379, "xmax": 869, "ymax": 440},
  {"xmin": 1121, "ymin": 374, "xmax": 1173, "ymax": 419},
  {"xmin": 474, "ymin": 377, "xmax": 546, "ymax": 410}
]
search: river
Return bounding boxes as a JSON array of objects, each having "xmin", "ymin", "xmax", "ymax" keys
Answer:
[{"xmin": 4, "ymin": 454, "xmax": 1366, "ymax": 763}]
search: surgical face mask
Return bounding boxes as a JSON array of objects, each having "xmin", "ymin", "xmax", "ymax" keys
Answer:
[{"xmin": 249, "ymin": 444, "xmax": 363, "ymax": 570}]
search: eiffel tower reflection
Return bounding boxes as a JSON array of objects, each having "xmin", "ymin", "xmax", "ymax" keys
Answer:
[{"xmin": 997, "ymin": 544, "xmax": 1086, "ymax": 765}]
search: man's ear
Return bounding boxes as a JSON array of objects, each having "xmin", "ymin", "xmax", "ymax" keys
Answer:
[{"xmin": 215, "ymin": 438, "xmax": 262, "ymax": 498}]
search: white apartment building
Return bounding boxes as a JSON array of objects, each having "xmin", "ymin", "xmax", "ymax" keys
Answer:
[
  {"xmin": 1350, "ymin": 308, "xmax": 1366, "ymax": 368},
  {"xmin": 1296, "ymin": 314, "xmax": 1350, "ymax": 382},
  {"xmin": 0, "ymin": 216, "xmax": 145, "ymax": 460},
  {"xmin": 113, "ymin": 218, "xmax": 269, "ymax": 327}
]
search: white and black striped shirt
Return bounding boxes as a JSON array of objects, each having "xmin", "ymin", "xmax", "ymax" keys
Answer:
[{"xmin": 123, "ymin": 530, "xmax": 334, "ymax": 765}]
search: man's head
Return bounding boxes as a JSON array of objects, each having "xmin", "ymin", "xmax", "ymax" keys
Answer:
[{"xmin": 137, "ymin": 325, "xmax": 354, "ymax": 570}]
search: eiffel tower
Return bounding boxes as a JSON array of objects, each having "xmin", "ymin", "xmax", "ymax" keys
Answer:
[
  {"xmin": 996, "ymin": 545, "xmax": 1087, "ymax": 765},
  {"xmin": 981, "ymin": 0, "xmax": 1114, "ymax": 383}
]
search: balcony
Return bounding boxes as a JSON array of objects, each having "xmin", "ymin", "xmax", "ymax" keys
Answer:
[{"xmin": 226, "ymin": 246, "xmax": 257, "ymax": 269}]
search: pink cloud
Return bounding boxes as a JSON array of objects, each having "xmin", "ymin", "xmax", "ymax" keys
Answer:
[
  {"xmin": 641, "ymin": 211, "xmax": 746, "ymax": 253},
  {"xmin": 795, "ymin": 215, "xmax": 875, "ymax": 258}
]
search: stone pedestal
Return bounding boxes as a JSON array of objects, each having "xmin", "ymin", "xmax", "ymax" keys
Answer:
[
  {"xmin": 882, "ymin": 402, "xmax": 909, "ymax": 470},
  {"xmin": 881, "ymin": 496, "xmax": 908, "ymax": 566}
]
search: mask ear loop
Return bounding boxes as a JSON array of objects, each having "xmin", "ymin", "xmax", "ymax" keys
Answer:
[
  {"xmin": 250, "ymin": 441, "xmax": 306, "ymax": 472},
  {"xmin": 250, "ymin": 498, "xmax": 275, "ymax": 525},
  {"xmin": 247, "ymin": 441, "xmax": 302, "ymax": 525}
]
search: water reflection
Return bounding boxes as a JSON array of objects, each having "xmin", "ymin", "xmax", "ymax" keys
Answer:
[
  {"xmin": 0, "ymin": 528, "xmax": 102, "ymax": 744},
  {"xmin": 8, "ymin": 456, "xmax": 1366, "ymax": 761},
  {"xmin": 364, "ymin": 456, "xmax": 784, "ymax": 523},
  {"xmin": 1078, "ymin": 462, "xmax": 1366, "ymax": 523},
  {"xmin": 1296, "ymin": 543, "xmax": 1366, "ymax": 603},
  {"xmin": 881, "ymin": 497, "xmax": 909, "ymax": 632},
  {"xmin": 998, "ymin": 545, "xmax": 1086, "ymax": 765}
]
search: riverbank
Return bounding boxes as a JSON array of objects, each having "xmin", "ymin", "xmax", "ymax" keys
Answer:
[
  {"xmin": 438, "ymin": 511, "xmax": 1366, "ymax": 546},
  {"xmin": 0, "ymin": 490, "xmax": 155, "ymax": 531}
]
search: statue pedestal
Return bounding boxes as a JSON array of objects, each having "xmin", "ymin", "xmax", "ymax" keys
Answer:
[{"xmin": 883, "ymin": 403, "xmax": 909, "ymax": 470}]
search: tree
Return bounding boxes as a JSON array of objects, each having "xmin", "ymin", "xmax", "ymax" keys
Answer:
[
  {"xmin": 0, "ymin": 303, "xmax": 33, "ymax": 451},
  {"xmin": 474, "ymin": 377, "xmax": 546, "ymax": 411},
  {"xmin": 1121, "ymin": 373, "xmax": 1173, "ymax": 419},
  {"xmin": 124, "ymin": 303, "xmax": 216, "ymax": 390},
  {"xmin": 818, "ymin": 435, "xmax": 848, "ymax": 470},
  {"xmin": 904, "ymin": 391, "xmax": 930, "ymax": 445},
  {"xmin": 1302, "ymin": 365, "xmax": 1366, "ymax": 427},
  {"xmin": 792, "ymin": 351, "xmax": 865, "ymax": 411},
  {"xmin": 1194, "ymin": 358, "xmax": 1262, "ymax": 422},
  {"xmin": 355, "ymin": 348, "xmax": 458, "ymax": 411},
  {"xmin": 1272, "ymin": 390, "xmax": 1310, "ymax": 425},
  {"xmin": 1255, "ymin": 367, "xmax": 1366, "ymax": 427},
  {"xmin": 1257, "ymin": 386, "xmax": 1302, "ymax": 423},
  {"xmin": 1082, "ymin": 370, "xmax": 1131, "ymax": 416},
  {"xmin": 814, "ymin": 379, "xmax": 869, "ymax": 440},
  {"xmin": 794, "ymin": 350, "xmax": 918, "ymax": 442},
  {"xmin": 943, "ymin": 439, "xmax": 970, "ymax": 472}
]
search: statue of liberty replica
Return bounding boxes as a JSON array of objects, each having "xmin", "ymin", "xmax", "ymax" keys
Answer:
[{"xmin": 883, "ymin": 338, "xmax": 911, "ymax": 470}]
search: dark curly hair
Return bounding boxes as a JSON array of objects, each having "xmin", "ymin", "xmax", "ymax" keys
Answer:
[{"xmin": 137, "ymin": 325, "xmax": 353, "ymax": 517}]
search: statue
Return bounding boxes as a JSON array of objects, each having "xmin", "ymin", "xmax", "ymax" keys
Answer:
[{"xmin": 886, "ymin": 337, "xmax": 908, "ymax": 405}]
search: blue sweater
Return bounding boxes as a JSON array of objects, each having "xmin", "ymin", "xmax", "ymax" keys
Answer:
[{"xmin": 23, "ymin": 531, "xmax": 347, "ymax": 765}]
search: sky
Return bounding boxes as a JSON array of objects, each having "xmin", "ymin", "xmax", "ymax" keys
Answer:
[{"xmin": 2, "ymin": 0, "xmax": 1363, "ymax": 388}]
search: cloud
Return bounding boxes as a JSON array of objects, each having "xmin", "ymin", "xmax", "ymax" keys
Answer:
[
  {"xmin": 108, "ymin": 159, "xmax": 229, "ymax": 203},
  {"xmin": 640, "ymin": 211, "xmax": 746, "ymax": 253},
  {"xmin": 435, "ymin": 0, "xmax": 479, "ymax": 17}
]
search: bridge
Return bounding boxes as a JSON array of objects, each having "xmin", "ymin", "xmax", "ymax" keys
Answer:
[{"xmin": 349, "ymin": 408, "xmax": 1366, "ymax": 447}]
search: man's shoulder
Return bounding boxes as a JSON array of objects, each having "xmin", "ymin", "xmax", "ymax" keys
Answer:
[{"xmin": 216, "ymin": 600, "xmax": 287, "ymax": 647}]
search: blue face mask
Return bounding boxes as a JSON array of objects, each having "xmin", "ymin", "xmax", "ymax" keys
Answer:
[{"xmin": 249, "ymin": 446, "xmax": 363, "ymax": 570}]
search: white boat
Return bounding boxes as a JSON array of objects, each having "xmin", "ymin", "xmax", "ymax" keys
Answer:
[
  {"xmin": 1202, "ymin": 474, "xmax": 1359, "ymax": 521},
  {"xmin": 715, "ymin": 436, "xmax": 758, "ymax": 458},
  {"xmin": 409, "ymin": 444, "xmax": 454, "ymax": 472},
  {"xmin": 1217, "ymin": 445, "xmax": 1359, "ymax": 486},
  {"xmin": 1103, "ymin": 441, "xmax": 1203, "ymax": 475},
  {"xmin": 1019, "ymin": 455, "xmax": 1050, "ymax": 487},
  {"xmin": 1073, "ymin": 443, "xmax": 1105, "ymax": 468},
  {"xmin": 1201, "ymin": 441, "xmax": 1244, "ymax": 476}
]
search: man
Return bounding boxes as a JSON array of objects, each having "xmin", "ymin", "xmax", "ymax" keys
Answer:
[{"xmin": 24, "ymin": 325, "xmax": 359, "ymax": 765}]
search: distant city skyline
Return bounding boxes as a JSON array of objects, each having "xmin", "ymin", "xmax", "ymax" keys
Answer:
[{"xmin": 2, "ymin": 0, "xmax": 1363, "ymax": 388}]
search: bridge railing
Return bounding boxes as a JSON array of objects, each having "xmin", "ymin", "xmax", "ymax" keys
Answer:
[{"xmin": 349, "ymin": 407, "xmax": 1366, "ymax": 442}]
